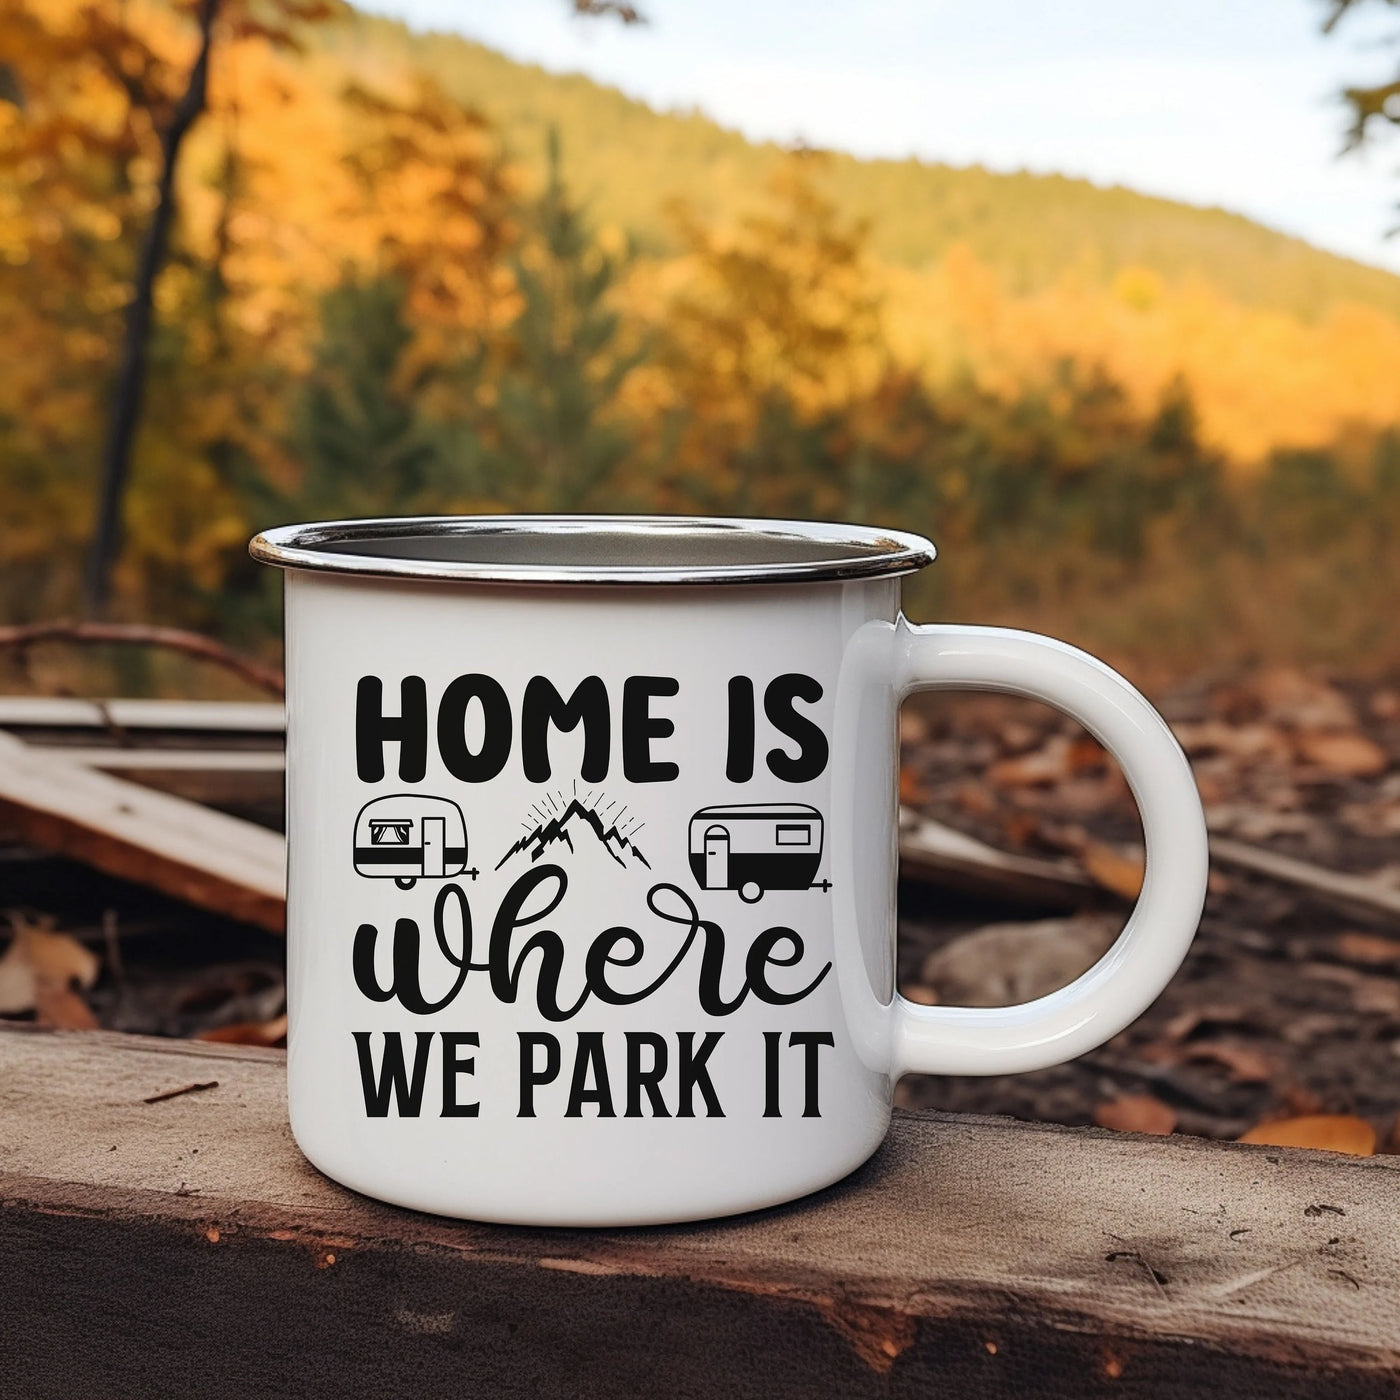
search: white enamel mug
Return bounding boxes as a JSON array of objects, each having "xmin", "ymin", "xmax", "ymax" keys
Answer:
[{"xmin": 251, "ymin": 515, "xmax": 1208, "ymax": 1226}]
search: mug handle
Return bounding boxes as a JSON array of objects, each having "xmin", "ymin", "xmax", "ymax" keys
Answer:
[{"xmin": 889, "ymin": 621, "xmax": 1209, "ymax": 1078}]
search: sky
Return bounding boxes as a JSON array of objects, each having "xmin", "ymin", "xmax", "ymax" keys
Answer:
[{"xmin": 359, "ymin": 0, "xmax": 1400, "ymax": 273}]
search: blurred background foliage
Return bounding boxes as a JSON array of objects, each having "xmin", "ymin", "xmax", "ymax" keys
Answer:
[{"xmin": 3, "ymin": 0, "xmax": 1400, "ymax": 692}]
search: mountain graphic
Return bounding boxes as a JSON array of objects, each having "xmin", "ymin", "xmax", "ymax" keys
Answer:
[{"xmin": 495, "ymin": 800, "xmax": 651, "ymax": 872}]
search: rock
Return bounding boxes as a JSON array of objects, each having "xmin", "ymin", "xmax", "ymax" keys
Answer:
[{"xmin": 918, "ymin": 914, "xmax": 1121, "ymax": 1008}]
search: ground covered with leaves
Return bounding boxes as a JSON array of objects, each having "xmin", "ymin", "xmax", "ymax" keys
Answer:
[{"xmin": 896, "ymin": 667, "xmax": 1400, "ymax": 1155}]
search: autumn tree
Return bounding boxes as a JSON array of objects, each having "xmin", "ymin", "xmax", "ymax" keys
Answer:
[
  {"xmin": 267, "ymin": 75, "xmax": 516, "ymax": 521},
  {"xmin": 0, "ymin": 0, "xmax": 344, "ymax": 620},
  {"xmin": 0, "ymin": 2, "xmax": 175, "ymax": 616},
  {"xmin": 99, "ymin": 0, "xmax": 337, "ymax": 615},
  {"xmin": 648, "ymin": 155, "xmax": 884, "ymax": 514},
  {"xmin": 340, "ymin": 77, "xmax": 517, "ymax": 375}
]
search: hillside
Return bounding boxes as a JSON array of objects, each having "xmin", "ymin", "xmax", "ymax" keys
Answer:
[{"xmin": 323, "ymin": 10, "xmax": 1400, "ymax": 326}]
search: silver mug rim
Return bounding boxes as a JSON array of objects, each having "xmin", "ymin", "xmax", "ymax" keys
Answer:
[{"xmin": 249, "ymin": 514, "xmax": 937, "ymax": 587}]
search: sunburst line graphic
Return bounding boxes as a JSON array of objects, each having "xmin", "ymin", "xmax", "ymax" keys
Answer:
[{"xmin": 495, "ymin": 788, "xmax": 651, "ymax": 872}]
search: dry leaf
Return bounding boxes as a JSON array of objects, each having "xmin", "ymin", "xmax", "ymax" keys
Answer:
[
  {"xmin": 1205, "ymin": 803, "xmax": 1316, "ymax": 840},
  {"xmin": 997, "ymin": 719, "xmax": 1040, "ymax": 753},
  {"xmin": 953, "ymin": 780, "xmax": 997, "ymax": 819},
  {"xmin": 1137, "ymin": 1033, "xmax": 1273, "ymax": 1081},
  {"xmin": 1094, "ymin": 1094, "xmax": 1177, "ymax": 1135},
  {"xmin": 1304, "ymin": 963, "xmax": 1400, "ymax": 1015},
  {"xmin": 901, "ymin": 985, "xmax": 938, "ymax": 1006},
  {"xmin": 1082, "ymin": 841, "xmax": 1145, "ymax": 901},
  {"xmin": 1065, "ymin": 736, "xmax": 1108, "ymax": 773},
  {"xmin": 1024, "ymin": 818, "xmax": 1078, "ymax": 852},
  {"xmin": 34, "ymin": 983, "xmax": 99, "ymax": 1030},
  {"xmin": 1179, "ymin": 1041, "xmax": 1273, "ymax": 1084},
  {"xmin": 1239, "ymin": 1114, "xmax": 1376, "ymax": 1156},
  {"xmin": 1280, "ymin": 1012, "xmax": 1347, "ymax": 1046},
  {"xmin": 1247, "ymin": 669, "xmax": 1356, "ymax": 731},
  {"xmin": 899, "ymin": 709, "xmax": 930, "ymax": 746},
  {"xmin": 1339, "ymin": 802, "xmax": 1400, "ymax": 838},
  {"xmin": 1370, "ymin": 690, "xmax": 1400, "ymax": 722},
  {"xmin": 988, "ymin": 736, "xmax": 1072, "ymax": 787},
  {"xmin": 1042, "ymin": 773, "xmax": 1130, "ymax": 817},
  {"xmin": 1293, "ymin": 730, "xmax": 1389, "ymax": 778},
  {"xmin": 1193, "ymin": 770, "xmax": 1227, "ymax": 806},
  {"xmin": 1281, "ymin": 1083, "xmax": 1326, "ymax": 1117},
  {"xmin": 1160, "ymin": 1004, "xmax": 1252, "ymax": 1043},
  {"xmin": 898, "ymin": 765, "xmax": 930, "ymax": 806},
  {"xmin": 21, "ymin": 925, "xmax": 100, "ymax": 991},
  {"xmin": 0, "ymin": 939, "xmax": 37, "ymax": 1016},
  {"xmin": 0, "ymin": 915, "xmax": 101, "ymax": 1017},
  {"xmin": 1335, "ymin": 932, "xmax": 1400, "ymax": 965},
  {"xmin": 1000, "ymin": 809, "xmax": 1044, "ymax": 849},
  {"xmin": 1352, "ymin": 979, "xmax": 1400, "ymax": 1016},
  {"xmin": 1173, "ymin": 720, "xmax": 1291, "ymax": 764},
  {"xmin": 199, "ymin": 1012, "xmax": 287, "ymax": 1047}
]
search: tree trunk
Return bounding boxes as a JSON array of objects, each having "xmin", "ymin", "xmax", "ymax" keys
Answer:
[{"xmin": 83, "ymin": 0, "xmax": 221, "ymax": 618}]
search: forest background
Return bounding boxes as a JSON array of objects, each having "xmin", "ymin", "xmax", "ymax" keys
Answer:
[{"xmin": 4, "ymin": 0, "xmax": 1400, "ymax": 696}]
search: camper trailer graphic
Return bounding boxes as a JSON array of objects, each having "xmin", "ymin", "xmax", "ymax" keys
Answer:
[
  {"xmin": 353, "ymin": 795, "xmax": 476, "ymax": 888},
  {"xmin": 688, "ymin": 803, "xmax": 830, "ymax": 903}
]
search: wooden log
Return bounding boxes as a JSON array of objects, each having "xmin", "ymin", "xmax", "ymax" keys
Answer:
[
  {"xmin": 1, "ymin": 1025, "xmax": 1397, "ymax": 1398},
  {"xmin": 0, "ymin": 731, "xmax": 285, "ymax": 931}
]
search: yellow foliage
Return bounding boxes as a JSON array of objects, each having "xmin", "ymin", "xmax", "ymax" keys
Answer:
[
  {"xmin": 879, "ymin": 250, "xmax": 1400, "ymax": 464},
  {"xmin": 638, "ymin": 164, "xmax": 884, "ymax": 467},
  {"xmin": 1114, "ymin": 266, "xmax": 1164, "ymax": 312},
  {"xmin": 0, "ymin": 0, "xmax": 517, "ymax": 620}
]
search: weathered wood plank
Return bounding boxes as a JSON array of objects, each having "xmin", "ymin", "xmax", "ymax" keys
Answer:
[
  {"xmin": 0, "ymin": 732, "xmax": 285, "ymax": 931},
  {"xmin": 53, "ymin": 748, "xmax": 286, "ymax": 771},
  {"xmin": 1, "ymin": 1025, "xmax": 1397, "ymax": 1397},
  {"xmin": 49, "ymin": 747, "xmax": 287, "ymax": 814},
  {"xmin": 0, "ymin": 695, "xmax": 285, "ymax": 732}
]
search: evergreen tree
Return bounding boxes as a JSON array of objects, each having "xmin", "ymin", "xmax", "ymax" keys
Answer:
[
  {"xmin": 476, "ymin": 130, "xmax": 640, "ymax": 511},
  {"xmin": 288, "ymin": 276, "xmax": 445, "ymax": 520}
]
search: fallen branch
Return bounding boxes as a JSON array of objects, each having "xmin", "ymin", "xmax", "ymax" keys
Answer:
[
  {"xmin": 899, "ymin": 808, "xmax": 1098, "ymax": 909},
  {"xmin": 1210, "ymin": 835, "xmax": 1400, "ymax": 922},
  {"xmin": 0, "ymin": 621, "xmax": 284, "ymax": 698},
  {"xmin": 143, "ymin": 1080, "xmax": 219, "ymax": 1105}
]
